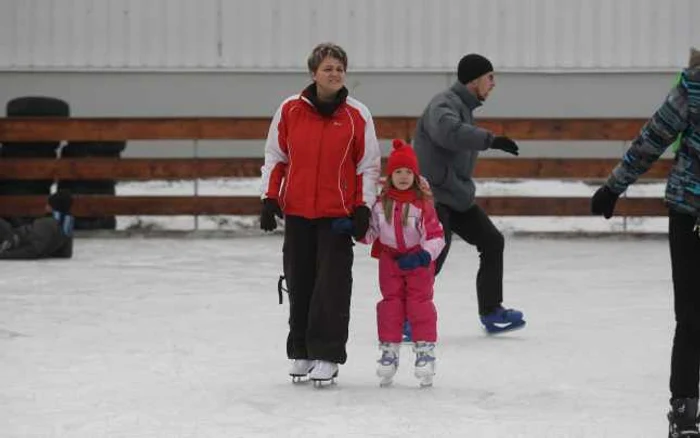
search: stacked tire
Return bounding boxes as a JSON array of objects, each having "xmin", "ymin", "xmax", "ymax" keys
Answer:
[
  {"xmin": 0, "ymin": 97, "xmax": 70, "ymax": 225},
  {"xmin": 58, "ymin": 141, "xmax": 126, "ymax": 230}
]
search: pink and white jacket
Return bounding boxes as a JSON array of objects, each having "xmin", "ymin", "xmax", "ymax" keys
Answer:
[{"xmin": 362, "ymin": 198, "xmax": 445, "ymax": 261}]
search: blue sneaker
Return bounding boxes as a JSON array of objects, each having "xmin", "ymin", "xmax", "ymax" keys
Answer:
[
  {"xmin": 480, "ymin": 306, "xmax": 526, "ymax": 334},
  {"xmin": 402, "ymin": 320, "xmax": 412, "ymax": 343}
]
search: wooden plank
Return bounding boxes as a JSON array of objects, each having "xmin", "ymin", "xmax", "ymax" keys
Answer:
[
  {"xmin": 0, "ymin": 195, "xmax": 668, "ymax": 217},
  {"xmin": 473, "ymin": 158, "xmax": 672, "ymax": 179},
  {"xmin": 0, "ymin": 158, "xmax": 671, "ymax": 180},
  {"xmin": 0, "ymin": 158, "xmax": 265, "ymax": 180},
  {"xmin": 0, "ymin": 117, "xmax": 413, "ymax": 141},
  {"xmin": 0, "ymin": 195, "xmax": 263, "ymax": 216},
  {"xmin": 477, "ymin": 197, "xmax": 667, "ymax": 216},
  {"xmin": 477, "ymin": 118, "xmax": 646, "ymax": 141},
  {"xmin": 0, "ymin": 117, "xmax": 646, "ymax": 141}
]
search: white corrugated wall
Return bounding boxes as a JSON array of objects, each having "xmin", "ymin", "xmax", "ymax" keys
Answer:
[{"xmin": 0, "ymin": 0, "xmax": 698, "ymax": 72}]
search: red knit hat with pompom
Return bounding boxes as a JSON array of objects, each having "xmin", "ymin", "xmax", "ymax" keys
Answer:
[{"xmin": 386, "ymin": 138, "xmax": 419, "ymax": 176}]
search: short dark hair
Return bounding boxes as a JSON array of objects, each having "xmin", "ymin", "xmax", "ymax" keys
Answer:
[{"xmin": 307, "ymin": 43, "xmax": 348, "ymax": 73}]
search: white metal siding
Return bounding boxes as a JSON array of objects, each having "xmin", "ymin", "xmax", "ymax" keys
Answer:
[{"xmin": 0, "ymin": 0, "xmax": 699, "ymax": 72}]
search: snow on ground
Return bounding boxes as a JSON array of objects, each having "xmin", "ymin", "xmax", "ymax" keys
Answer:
[
  {"xmin": 0, "ymin": 235, "xmax": 676, "ymax": 437},
  {"xmin": 113, "ymin": 179, "xmax": 669, "ymax": 234}
]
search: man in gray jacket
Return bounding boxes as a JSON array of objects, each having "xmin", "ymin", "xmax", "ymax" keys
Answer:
[
  {"xmin": 0, "ymin": 191, "xmax": 74, "ymax": 260},
  {"xmin": 413, "ymin": 53, "xmax": 525, "ymax": 334}
]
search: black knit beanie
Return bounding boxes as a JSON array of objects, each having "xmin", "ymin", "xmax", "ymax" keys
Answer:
[
  {"xmin": 457, "ymin": 54, "xmax": 494, "ymax": 84},
  {"xmin": 48, "ymin": 191, "xmax": 73, "ymax": 214}
]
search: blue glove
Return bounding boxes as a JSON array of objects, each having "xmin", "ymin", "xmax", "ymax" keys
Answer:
[
  {"xmin": 331, "ymin": 218, "xmax": 355, "ymax": 235},
  {"xmin": 396, "ymin": 250, "xmax": 431, "ymax": 270}
]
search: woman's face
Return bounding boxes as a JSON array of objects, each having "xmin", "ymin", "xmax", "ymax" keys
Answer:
[
  {"xmin": 391, "ymin": 168, "xmax": 415, "ymax": 191},
  {"xmin": 312, "ymin": 56, "xmax": 346, "ymax": 96}
]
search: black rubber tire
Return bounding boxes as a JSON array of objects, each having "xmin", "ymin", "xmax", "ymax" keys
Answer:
[
  {"xmin": 54, "ymin": 183, "xmax": 118, "ymax": 230},
  {"xmin": 57, "ymin": 180, "xmax": 116, "ymax": 194},
  {"xmin": 61, "ymin": 141, "xmax": 127, "ymax": 158},
  {"xmin": 0, "ymin": 97, "xmax": 70, "ymax": 224},
  {"xmin": 0, "ymin": 145, "xmax": 58, "ymax": 158},
  {"xmin": 6, "ymin": 96, "xmax": 70, "ymax": 118},
  {"xmin": 73, "ymin": 216, "xmax": 117, "ymax": 231},
  {"xmin": 1, "ymin": 96, "xmax": 70, "ymax": 158}
]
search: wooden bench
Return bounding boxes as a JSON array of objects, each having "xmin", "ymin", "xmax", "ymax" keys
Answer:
[{"xmin": 0, "ymin": 117, "xmax": 669, "ymax": 218}]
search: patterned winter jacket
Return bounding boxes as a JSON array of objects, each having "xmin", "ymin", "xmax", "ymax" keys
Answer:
[{"xmin": 606, "ymin": 66, "xmax": 700, "ymax": 216}]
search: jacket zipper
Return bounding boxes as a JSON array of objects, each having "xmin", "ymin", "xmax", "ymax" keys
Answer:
[{"xmin": 314, "ymin": 118, "xmax": 329, "ymax": 215}]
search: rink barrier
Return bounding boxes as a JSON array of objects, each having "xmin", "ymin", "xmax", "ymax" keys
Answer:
[
  {"xmin": 0, "ymin": 195, "xmax": 667, "ymax": 217},
  {"xmin": 0, "ymin": 116, "xmax": 670, "ymax": 218},
  {"xmin": 0, "ymin": 157, "xmax": 673, "ymax": 180},
  {"xmin": 0, "ymin": 117, "xmax": 646, "ymax": 141}
]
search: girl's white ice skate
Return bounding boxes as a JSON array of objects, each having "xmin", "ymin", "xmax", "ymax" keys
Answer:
[
  {"xmin": 413, "ymin": 342, "xmax": 436, "ymax": 387},
  {"xmin": 309, "ymin": 360, "xmax": 338, "ymax": 387},
  {"xmin": 377, "ymin": 342, "xmax": 400, "ymax": 387},
  {"xmin": 289, "ymin": 359, "xmax": 315, "ymax": 383}
]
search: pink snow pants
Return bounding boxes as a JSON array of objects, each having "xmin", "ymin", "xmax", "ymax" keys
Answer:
[{"xmin": 376, "ymin": 252, "xmax": 437, "ymax": 343}]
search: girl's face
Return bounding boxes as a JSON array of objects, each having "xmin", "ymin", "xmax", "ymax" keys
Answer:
[
  {"xmin": 311, "ymin": 56, "xmax": 346, "ymax": 97},
  {"xmin": 391, "ymin": 168, "xmax": 415, "ymax": 190}
]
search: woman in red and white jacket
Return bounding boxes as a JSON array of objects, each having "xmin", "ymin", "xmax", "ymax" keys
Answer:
[{"xmin": 259, "ymin": 43, "xmax": 381, "ymax": 384}]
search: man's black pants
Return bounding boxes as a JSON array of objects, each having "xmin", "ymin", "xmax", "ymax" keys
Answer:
[{"xmin": 434, "ymin": 203, "xmax": 504, "ymax": 315}]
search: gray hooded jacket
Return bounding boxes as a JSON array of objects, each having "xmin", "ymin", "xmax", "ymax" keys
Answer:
[{"xmin": 413, "ymin": 82, "xmax": 494, "ymax": 212}]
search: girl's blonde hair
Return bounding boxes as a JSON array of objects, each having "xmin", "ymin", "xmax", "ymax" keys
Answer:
[{"xmin": 380, "ymin": 174, "xmax": 432, "ymax": 225}]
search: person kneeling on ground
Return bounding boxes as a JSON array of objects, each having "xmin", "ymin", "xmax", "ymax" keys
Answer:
[{"xmin": 0, "ymin": 191, "xmax": 75, "ymax": 260}]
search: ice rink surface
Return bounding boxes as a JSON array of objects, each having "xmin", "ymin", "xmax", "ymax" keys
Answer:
[{"xmin": 0, "ymin": 235, "xmax": 677, "ymax": 437}]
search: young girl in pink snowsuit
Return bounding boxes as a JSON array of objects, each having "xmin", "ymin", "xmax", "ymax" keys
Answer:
[{"xmin": 362, "ymin": 139, "xmax": 445, "ymax": 387}]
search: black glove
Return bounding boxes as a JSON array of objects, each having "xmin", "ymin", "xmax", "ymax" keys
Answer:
[
  {"xmin": 260, "ymin": 198, "xmax": 283, "ymax": 231},
  {"xmin": 590, "ymin": 185, "xmax": 620, "ymax": 219},
  {"xmin": 491, "ymin": 136, "xmax": 519, "ymax": 156},
  {"xmin": 352, "ymin": 205, "xmax": 371, "ymax": 240}
]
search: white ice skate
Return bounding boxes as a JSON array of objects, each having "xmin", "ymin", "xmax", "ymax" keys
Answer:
[
  {"xmin": 309, "ymin": 360, "xmax": 338, "ymax": 387},
  {"xmin": 413, "ymin": 342, "xmax": 436, "ymax": 387},
  {"xmin": 288, "ymin": 359, "xmax": 315, "ymax": 383},
  {"xmin": 376, "ymin": 342, "xmax": 400, "ymax": 387}
]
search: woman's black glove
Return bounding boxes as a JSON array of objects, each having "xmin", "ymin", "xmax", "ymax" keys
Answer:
[
  {"xmin": 352, "ymin": 206, "xmax": 371, "ymax": 240},
  {"xmin": 260, "ymin": 198, "xmax": 283, "ymax": 231}
]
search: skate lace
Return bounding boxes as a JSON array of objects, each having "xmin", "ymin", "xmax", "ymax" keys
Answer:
[
  {"xmin": 495, "ymin": 307, "xmax": 518, "ymax": 321},
  {"xmin": 379, "ymin": 350, "xmax": 398, "ymax": 366},
  {"xmin": 415, "ymin": 351, "xmax": 435, "ymax": 367}
]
